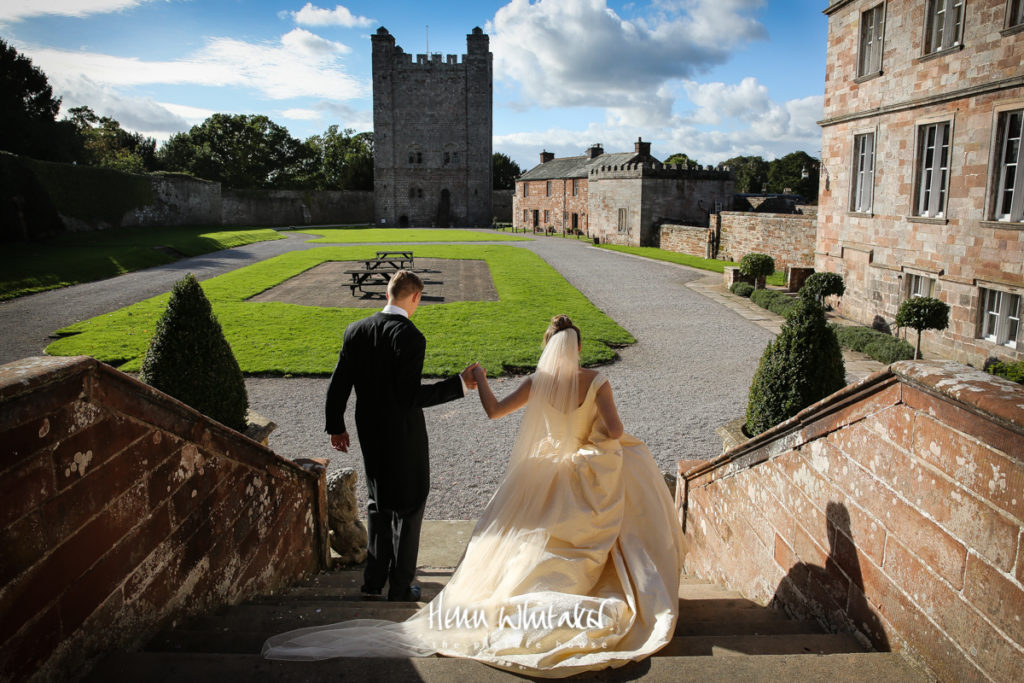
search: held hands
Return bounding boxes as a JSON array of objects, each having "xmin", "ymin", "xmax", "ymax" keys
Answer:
[
  {"xmin": 330, "ymin": 432, "xmax": 350, "ymax": 452},
  {"xmin": 461, "ymin": 362, "xmax": 483, "ymax": 390}
]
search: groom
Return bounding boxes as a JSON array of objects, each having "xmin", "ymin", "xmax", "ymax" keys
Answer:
[{"xmin": 325, "ymin": 270, "xmax": 478, "ymax": 601}]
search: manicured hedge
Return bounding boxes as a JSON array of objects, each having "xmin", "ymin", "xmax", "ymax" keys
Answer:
[{"xmin": 832, "ymin": 324, "xmax": 915, "ymax": 364}]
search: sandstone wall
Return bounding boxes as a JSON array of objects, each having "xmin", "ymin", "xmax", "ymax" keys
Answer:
[
  {"xmin": 678, "ymin": 361, "xmax": 1024, "ymax": 682},
  {"xmin": 0, "ymin": 356, "xmax": 328, "ymax": 681},
  {"xmin": 513, "ymin": 178, "xmax": 588, "ymax": 233},
  {"xmin": 660, "ymin": 223, "xmax": 710, "ymax": 258},
  {"xmin": 817, "ymin": 0, "xmax": 1024, "ymax": 368},
  {"xmin": 718, "ymin": 211, "xmax": 816, "ymax": 271}
]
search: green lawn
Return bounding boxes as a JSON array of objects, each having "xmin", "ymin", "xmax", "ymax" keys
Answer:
[
  {"xmin": 1, "ymin": 226, "xmax": 284, "ymax": 301},
  {"xmin": 298, "ymin": 227, "xmax": 531, "ymax": 243},
  {"xmin": 597, "ymin": 244, "xmax": 787, "ymax": 287},
  {"xmin": 46, "ymin": 245, "xmax": 634, "ymax": 376}
]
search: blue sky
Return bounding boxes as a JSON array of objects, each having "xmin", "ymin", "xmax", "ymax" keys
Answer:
[{"xmin": 2, "ymin": 1, "xmax": 828, "ymax": 171}]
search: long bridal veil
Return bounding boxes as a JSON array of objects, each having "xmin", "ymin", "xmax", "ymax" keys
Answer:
[{"xmin": 264, "ymin": 325, "xmax": 685, "ymax": 677}]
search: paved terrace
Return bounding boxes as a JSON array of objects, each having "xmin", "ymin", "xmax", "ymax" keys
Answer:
[{"xmin": 0, "ymin": 230, "xmax": 884, "ymax": 518}]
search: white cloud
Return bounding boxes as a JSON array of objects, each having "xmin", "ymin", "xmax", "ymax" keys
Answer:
[
  {"xmin": 21, "ymin": 30, "xmax": 365, "ymax": 101},
  {"xmin": 0, "ymin": 0, "xmax": 152, "ymax": 23},
  {"xmin": 488, "ymin": 0, "xmax": 765, "ymax": 113},
  {"xmin": 288, "ymin": 3, "xmax": 374, "ymax": 28},
  {"xmin": 496, "ymin": 84, "xmax": 823, "ymax": 171},
  {"xmin": 280, "ymin": 27, "xmax": 351, "ymax": 55},
  {"xmin": 281, "ymin": 108, "xmax": 322, "ymax": 121},
  {"xmin": 52, "ymin": 74, "xmax": 189, "ymax": 132},
  {"xmin": 682, "ymin": 77, "xmax": 773, "ymax": 125}
]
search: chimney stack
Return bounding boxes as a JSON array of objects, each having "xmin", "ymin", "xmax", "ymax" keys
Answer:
[
  {"xmin": 586, "ymin": 144, "xmax": 604, "ymax": 159},
  {"xmin": 634, "ymin": 137, "xmax": 651, "ymax": 157},
  {"xmin": 540, "ymin": 150, "xmax": 554, "ymax": 164}
]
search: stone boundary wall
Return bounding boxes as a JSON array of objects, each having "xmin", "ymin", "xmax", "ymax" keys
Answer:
[
  {"xmin": 0, "ymin": 356, "xmax": 329, "ymax": 681},
  {"xmin": 221, "ymin": 189, "xmax": 374, "ymax": 227},
  {"xmin": 2, "ymin": 153, "xmax": 376, "ymax": 236},
  {"xmin": 121, "ymin": 174, "xmax": 221, "ymax": 228},
  {"xmin": 676, "ymin": 360, "xmax": 1024, "ymax": 682},
  {"xmin": 717, "ymin": 211, "xmax": 816, "ymax": 271},
  {"xmin": 660, "ymin": 223, "xmax": 710, "ymax": 258},
  {"xmin": 491, "ymin": 189, "xmax": 513, "ymax": 223}
]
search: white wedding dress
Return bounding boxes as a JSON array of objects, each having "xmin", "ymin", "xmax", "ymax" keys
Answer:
[{"xmin": 264, "ymin": 331, "xmax": 686, "ymax": 678}]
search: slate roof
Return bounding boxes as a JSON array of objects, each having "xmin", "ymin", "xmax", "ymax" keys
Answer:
[{"xmin": 518, "ymin": 151, "xmax": 652, "ymax": 181}]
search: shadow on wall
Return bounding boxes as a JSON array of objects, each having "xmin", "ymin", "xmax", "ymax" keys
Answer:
[{"xmin": 773, "ymin": 502, "xmax": 890, "ymax": 652}]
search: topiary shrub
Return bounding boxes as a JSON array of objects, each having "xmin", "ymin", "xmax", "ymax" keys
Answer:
[
  {"xmin": 745, "ymin": 297, "xmax": 846, "ymax": 436},
  {"xmin": 739, "ymin": 253, "xmax": 775, "ymax": 289},
  {"xmin": 800, "ymin": 271, "xmax": 845, "ymax": 307},
  {"xmin": 895, "ymin": 296, "xmax": 950, "ymax": 359},
  {"xmin": 984, "ymin": 358, "xmax": 1024, "ymax": 384},
  {"xmin": 139, "ymin": 273, "xmax": 249, "ymax": 431},
  {"xmin": 730, "ymin": 282, "xmax": 754, "ymax": 297}
]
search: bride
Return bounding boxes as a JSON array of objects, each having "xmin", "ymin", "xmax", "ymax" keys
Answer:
[{"xmin": 264, "ymin": 315, "xmax": 686, "ymax": 677}]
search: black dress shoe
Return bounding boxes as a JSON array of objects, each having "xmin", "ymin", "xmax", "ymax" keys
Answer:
[
  {"xmin": 388, "ymin": 585, "xmax": 421, "ymax": 602},
  {"xmin": 360, "ymin": 584, "xmax": 383, "ymax": 596}
]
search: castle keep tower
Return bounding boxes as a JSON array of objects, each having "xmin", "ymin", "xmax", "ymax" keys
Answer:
[{"xmin": 372, "ymin": 26, "xmax": 492, "ymax": 227}]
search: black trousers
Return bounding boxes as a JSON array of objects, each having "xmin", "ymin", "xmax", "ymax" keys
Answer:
[{"xmin": 364, "ymin": 497, "xmax": 424, "ymax": 599}]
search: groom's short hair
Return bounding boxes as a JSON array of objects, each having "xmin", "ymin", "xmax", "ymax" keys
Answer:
[{"xmin": 387, "ymin": 270, "xmax": 424, "ymax": 301}]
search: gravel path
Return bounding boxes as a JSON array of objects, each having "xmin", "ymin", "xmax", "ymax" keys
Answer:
[
  {"xmin": 1, "ymin": 231, "xmax": 774, "ymax": 519},
  {"xmin": 0, "ymin": 232, "xmax": 324, "ymax": 365},
  {"xmin": 248, "ymin": 236, "xmax": 774, "ymax": 519}
]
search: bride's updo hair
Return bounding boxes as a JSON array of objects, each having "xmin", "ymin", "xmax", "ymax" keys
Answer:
[{"xmin": 543, "ymin": 314, "xmax": 581, "ymax": 347}]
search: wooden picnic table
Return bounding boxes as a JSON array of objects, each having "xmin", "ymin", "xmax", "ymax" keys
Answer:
[
  {"xmin": 345, "ymin": 268, "xmax": 397, "ymax": 295},
  {"xmin": 346, "ymin": 252, "xmax": 418, "ymax": 295},
  {"xmin": 369, "ymin": 251, "xmax": 414, "ymax": 270}
]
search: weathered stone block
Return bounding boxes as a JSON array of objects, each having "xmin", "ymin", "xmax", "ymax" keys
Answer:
[{"xmin": 326, "ymin": 467, "xmax": 367, "ymax": 566}]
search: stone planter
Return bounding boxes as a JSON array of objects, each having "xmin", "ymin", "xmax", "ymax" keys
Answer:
[
  {"xmin": 243, "ymin": 409, "xmax": 277, "ymax": 446},
  {"xmin": 715, "ymin": 416, "xmax": 749, "ymax": 453}
]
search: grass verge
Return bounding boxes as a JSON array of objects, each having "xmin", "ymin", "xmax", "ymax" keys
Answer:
[
  {"xmin": 47, "ymin": 245, "xmax": 634, "ymax": 376},
  {"xmin": 1, "ymin": 226, "xmax": 284, "ymax": 301},
  {"xmin": 597, "ymin": 244, "xmax": 786, "ymax": 287},
  {"xmin": 298, "ymin": 227, "xmax": 531, "ymax": 243}
]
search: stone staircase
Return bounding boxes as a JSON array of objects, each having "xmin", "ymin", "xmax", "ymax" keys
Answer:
[{"xmin": 86, "ymin": 523, "xmax": 926, "ymax": 682}]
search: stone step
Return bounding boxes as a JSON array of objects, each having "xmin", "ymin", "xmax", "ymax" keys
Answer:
[
  {"xmin": 146, "ymin": 628, "xmax": 856, "ymax": 658},
  {"xmin": 170, "ymin": 595, "xmax": 792, "ymax": 638},
  {"xmin": 87, "ymin": 651, "xmax": 927, "ymax": 682},
  {"xmin": 281, "ymin": 570, "xmax": 744, "ymax": 603}
]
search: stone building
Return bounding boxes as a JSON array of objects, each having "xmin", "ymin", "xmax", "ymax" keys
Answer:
[
  {"xmin": 817, "ymin": 0, "xmax": 1024, "ymax": 367},
  {"xmin": 371, "ymin": 27, "xmax": 492, "ymax": 227},
  {"xmin": 513, "ymin": 139, "xmax": 733, "ymax": 247}
]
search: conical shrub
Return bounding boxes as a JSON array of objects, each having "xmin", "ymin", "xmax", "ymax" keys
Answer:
[
  {"xmin": 745, "ymin": 297, "xmax": 846, "ymax": 436},
  {"xmin": 139, "ymin": 273, "xmax": 248, "ymax": 431}
]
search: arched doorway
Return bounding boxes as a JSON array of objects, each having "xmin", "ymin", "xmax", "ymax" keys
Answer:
[
  {"xmin": 399, "ymin": 215, "xmax": 409, "ymax": 227},
  {"xmin": 436, "ymin": 189, "xmax": 451, "ymax": 228}
]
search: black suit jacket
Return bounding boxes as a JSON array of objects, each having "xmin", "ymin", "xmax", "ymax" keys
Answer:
[{"xmin": 325, "ymin": 312, "xmax": 463, "ymax": 513}]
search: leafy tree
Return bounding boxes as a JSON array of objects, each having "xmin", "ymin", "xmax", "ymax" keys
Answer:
[
  {"xmin": 767, "ymin": 150, "xmax": 819, "ymax": 201},
  {"xmin": 745, "ymin": 297, "xmax": 846, "ymax": 436},
  {"xmin": 895, "ymin": 296, "xmax": 950, "ymax": 359},
  {"xmin": 66, "ymin": 106, "xmax": 157, "ymax": 173},
  {"xmin": 0, "ymin": 39, "xmax": 78, "ymax": 161},
  {"xmin": 739, "ymin": 253, "xmax": 775, "ymax": 289},
  {"xmin": 800, "ymin": 271, "xmax": 845, "ymax": 306},
  {"xmin": 139, "ymin": 273, "xmax": 248, "ymax": 431},
  {"xmin": 664, "ymin": 152, "xmax": 701, "ymax": 168},
  {"xmin": 719, "ymin": 155, "xmax": 769, "ymax": 193},
  {"xmin": 157, "ymin": 113, "xmax": 309, "ymax": 189},
  {"xmin": 303, "ymin": 126, "xmax": 374, "ymax": 190},
  {"xmin": 492, "ymin": 152, "xmax": 521, "ymax": 190}
]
